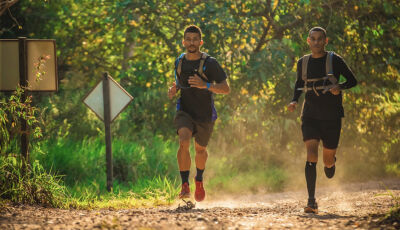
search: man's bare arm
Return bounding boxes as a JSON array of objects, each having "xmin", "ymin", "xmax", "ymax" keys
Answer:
[
  {"xmin": 208, "ymin": 80, "xmax": 230, "ymax": 94},
  {"xmin": 168, "ymin": 82, "xmax": 178, "ymax": 99}
]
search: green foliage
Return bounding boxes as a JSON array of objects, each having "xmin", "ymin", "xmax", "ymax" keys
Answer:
[
  {"xmin": 0, "ymin": 86, "xmax": 42, "ymax": 154},
  {"xmin": 386, "ymin": 162, "xmax": 400, "ymax": 176},
  {"xmin": 0, "ymin": 83, "xmax": 63, "ymax": 207},
  {"xmin": 5, "ymin": 0, "xmax": 397, "ymax": 152},
  {"xmin": 0, "ymin": 155, "xmax": 68, "ymax": 207},
  {"xmin": 67, "ymin": 176, "xmax": 179, "ymax": 209},
  {"xmin": 32, "ymin": 136, "xmax": 179, "ymax": 186},
  {"xmin": 0, "ymin": 152, "xmax": 179, "ymax": 209}
]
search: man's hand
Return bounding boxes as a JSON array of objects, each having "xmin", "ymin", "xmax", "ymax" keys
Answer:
[
  {"xmin": 188, "ymin": 74, "xmax": 207, "ymax": 89},
  {"xmin": 329, "ymin": 85, "xmax": 341, "ymax": 95},
  {"xmin": 168, "ymin": 82, "xmax": 178, "ymax": 99},
  {"xmin": 287, "ymin": 101, "xmax": 297, "ymax": 112}
]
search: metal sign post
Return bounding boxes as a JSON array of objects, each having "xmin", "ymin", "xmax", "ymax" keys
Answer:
[
  {"xmin": 102, "ymin": 72, "xmax": 113, "ymax": 192},
  {"xmin": 18, "ymin": 37, "xmax": 29, "ymax": 164},
  {"xmin": 83, "ymin": 72, "xmax": 133, "ymax": 192}
]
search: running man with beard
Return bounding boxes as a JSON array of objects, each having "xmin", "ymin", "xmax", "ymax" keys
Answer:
[{"xmin": 168, "ymin": 25, "xmax": 230, "ymax": 202}]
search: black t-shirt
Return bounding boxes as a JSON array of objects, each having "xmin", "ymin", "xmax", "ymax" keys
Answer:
[
  {"xmin": 292, "ymin": 52, "xmax": 357, "ymax": 120},
  {"xmin": 176, "ymin": 56, "xmax": 227, "ymax": 122}
]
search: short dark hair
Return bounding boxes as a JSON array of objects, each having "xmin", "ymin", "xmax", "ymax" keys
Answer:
[
  {"xmin": 184, "ymin": 25, "xmax": 202, "ymax": 40},
  {"xmin": 309, "ymin": 27, "xmax": 327, "ymax": 38}
]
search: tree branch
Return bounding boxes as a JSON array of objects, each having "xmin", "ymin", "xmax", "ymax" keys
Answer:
[
  {"xmin": 253, "ymin": 1, "xmax": 273, "ymax": 53},
  {"xmin": 0, "ymin": 0, "xmax": 18, "ymax": 16}
]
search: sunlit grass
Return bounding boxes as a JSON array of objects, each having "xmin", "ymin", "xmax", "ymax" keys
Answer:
[
  {"xmin": 27, "ymin": 136, "xmax": 181, "ymax": 209},
  {"xmin": 376, "ymin": 184, "xmax": 400, "ymax": 222},
  {"xmin": 66, "ymin": 176, "xmax": 179, "ymax": 210},
  {"xmin": 32, "ymin": 136, "xmax": 179, "ymax": 187}
]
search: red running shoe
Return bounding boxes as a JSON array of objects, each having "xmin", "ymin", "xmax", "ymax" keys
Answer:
[
  {"xmin": 304, "ymin": 199, "xmax": 318, "ymax": 214},
  {"xmin": 179, "ymin": 182, "xmax": 190, "ymax": 199},
  {"xmin": 194, "ymin": 180, "xmax": 205, "ymax": 202}
]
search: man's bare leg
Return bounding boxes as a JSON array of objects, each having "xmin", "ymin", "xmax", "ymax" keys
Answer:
[
  {"xmin": 195, "ymin": 142, "xmax": 208, "ymax": 171},
  {"xmin": 306, "ymin": 139, "xmax": 319, "ymax": 163},
  {"xmin": 177, "ymin": 127, "xmax": 192, "ymax": 198},
  {"xmin": 194, "ymin": 141, "xmax": 208, "ymax": 202},
  {"xmin": 177, "ymin": 127, "xmax": 192, "ymax": 171}
]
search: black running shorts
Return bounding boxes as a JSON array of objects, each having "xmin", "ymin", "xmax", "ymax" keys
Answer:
[
  {"xmin": 174, "ymin": 110, "xmax": 215, "ymax": 147},
  {"xmin": 301, "ymin": 117, "xmax": 342, "ymax": 149}
]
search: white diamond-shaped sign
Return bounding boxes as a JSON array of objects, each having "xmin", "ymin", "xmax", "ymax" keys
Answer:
[{"xmin": 83, "ymin": 76, "xmax": 133, "ymax": 122}]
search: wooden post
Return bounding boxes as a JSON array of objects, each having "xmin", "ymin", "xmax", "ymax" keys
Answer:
[
  {"xmin": 103, "ymin": 72, "xmax": 113, "ymax": 192},
  {"xmin": 18, "ymin": 37, "xmax": 29, "ymax": 165}
]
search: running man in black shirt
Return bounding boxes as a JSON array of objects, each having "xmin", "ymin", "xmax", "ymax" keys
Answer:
[
  {"xmin": 288, "ymin": 27, "xmax": 357, "ymax": 213},
  {"xmin": 168, "ymin": 25, "xmax": 230, "ymax": 202}
]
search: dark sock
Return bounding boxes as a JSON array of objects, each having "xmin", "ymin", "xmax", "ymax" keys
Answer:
[
  {"xmin": 180, "ymin": 171, "xmax": 189, "ymax": 185},
  {"xmin": 305, "ymin": 161, "xmax": 317, "ymax": 201},
  {"xmin": 195, "ymin": 168, "xmax": 204, "ymax": 182}
]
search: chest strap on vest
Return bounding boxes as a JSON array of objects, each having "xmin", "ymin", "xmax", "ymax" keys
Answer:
[
  {"xmin": 176, "ymin": 52, "xmax": 209, "ymax": 84},
  {"xmin": 298, "ymin": 51, "xmax": 338, "ymax": 95}
]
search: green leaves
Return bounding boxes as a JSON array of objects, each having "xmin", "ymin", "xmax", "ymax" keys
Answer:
[
  {"xmin": 0, "ymin": 155, "xmax": 69, "ymax": 207},
  {"xmin": 0, "ymin": 86, "xmax": 43, "ymax": 155}
]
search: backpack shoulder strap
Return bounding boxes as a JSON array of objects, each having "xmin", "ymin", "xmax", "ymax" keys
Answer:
[
  {"xmin": 174, "ymin": 53, "xmax": 185, "ymax": 87},
  {"xmin": 197, "ymin": 52, "xmax": 210, "ymax": 81},
  {"xmin": 175, "ymin": 53, "xmax": 185, "ymax": 77},
  {"xmin": 301, "ymin": 54, "xmax": 311, "ymax": 82},
  {"xmin": 325, "ymin": 51, "xmax": 337, "ymax": 85}
]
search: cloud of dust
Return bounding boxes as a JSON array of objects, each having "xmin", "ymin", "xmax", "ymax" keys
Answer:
[{"xmin": 201, "ymin": 104, "xmax": 397, "ymax": 200}]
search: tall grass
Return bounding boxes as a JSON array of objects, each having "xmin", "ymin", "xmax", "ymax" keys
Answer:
[
  {"xmin": 32, "ymin": 136, "xmax": 179, "ymax": 187},
  {"xmin": 0, "ymin": 155, "xmax": 69, "ymax": 208},
  {"xmin": 30, "ymin": 135, "xmax": 181, "ymax": 208}
]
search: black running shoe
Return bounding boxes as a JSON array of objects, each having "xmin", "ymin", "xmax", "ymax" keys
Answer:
[
  {"xmin": 324, "ymin": 156, "xmax": 336, "ymax": 179},
  {"xmin": 304, "ymin": 199, "xmax": 318, "ymax": 214}
]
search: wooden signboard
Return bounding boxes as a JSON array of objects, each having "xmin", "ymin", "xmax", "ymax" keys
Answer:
[{"xmin": 0, "ymin": 39, "xmax": 58, "ymax": 92}]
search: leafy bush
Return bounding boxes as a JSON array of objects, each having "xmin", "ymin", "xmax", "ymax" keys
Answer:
[
  {"xmin": 0, "ymin": 86, "xmax": 42, "ymax": 154},
  {"xmin": 0, "ymin": 155, "xmax": 69, "ymax": 208}
]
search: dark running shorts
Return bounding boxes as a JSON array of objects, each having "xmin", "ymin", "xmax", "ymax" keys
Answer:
[
  {"xmin": 174, "ymin": 110, "xmax": 215, "ymax": 147},
  {"xmin": 301, "ymin": 117, "xmax": 342, "ymax": 149}
]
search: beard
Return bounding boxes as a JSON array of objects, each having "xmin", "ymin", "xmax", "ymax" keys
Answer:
[{"xmin": 187, "ymin": 46, "xmax": 197, "ymax": 53}]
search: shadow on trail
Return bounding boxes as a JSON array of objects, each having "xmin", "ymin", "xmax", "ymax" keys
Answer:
[
  {"xmin": 162, "ymin": 209, "xmax": 207, "ymax": 214},
  {"xmin": 162, "ymin": 206, "xmax": 278, "ymax": 215},
  {"xmin": 297, "ymin": 213, "xmax": 356, "ymax": 220}
]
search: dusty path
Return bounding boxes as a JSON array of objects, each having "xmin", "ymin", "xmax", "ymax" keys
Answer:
[{"xmin": 1, "ymin": 180, "xmax": 399, "ymax": 229}]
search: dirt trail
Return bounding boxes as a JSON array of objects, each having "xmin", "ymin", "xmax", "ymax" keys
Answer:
[{"xmin": 1, "ymin": 179, "xmax": 399, "ymax": 229}]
